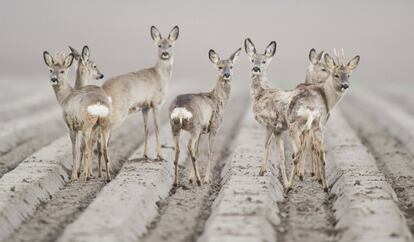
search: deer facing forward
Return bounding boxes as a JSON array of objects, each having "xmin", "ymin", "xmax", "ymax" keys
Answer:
[
  {"xmin": 169, "ymin": 48, "xmax": 241, "ymax": 186},
  {"xmin": 102, "ymin": 26, "xmax": 179, "ymax": 160}
]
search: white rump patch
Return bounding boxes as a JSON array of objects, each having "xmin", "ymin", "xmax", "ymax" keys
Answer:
[
  {"xmin": 170, "ymin": 107, "xmax": 193, "ymax": 120},
  {"xmin": 87, "ymin": 102, "xmax": 109, "ymax": 117}
]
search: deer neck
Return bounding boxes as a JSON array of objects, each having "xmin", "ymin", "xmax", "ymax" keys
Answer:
[
  {"xmin": 250, "ymin": 73, "xmax": 265, "ymax": 99},
  {"xmin": 155, "ymin": 57, "xmax": 173, "ymax": 83},
  {"xmin": 322, "ymin": 76, "xmax": 344, "ymax": 112},
  {"xmin": 74, "ymin": 63, "xmax": 91, "ymax": 89},
  {"xmin": 53, "ymin": 79, "xmax": 74, "ymax": 106},
  {"xmin": 211, "ymin": 77, "xmax": 231, "ymax": 109}
]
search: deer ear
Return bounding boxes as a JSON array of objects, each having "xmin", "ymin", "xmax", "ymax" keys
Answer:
[
  {"xmin": 317, "ymin": 51, "xmax": 324, "ymax": 61},
  {"xmin": 68, "ymin": 46, "xmax": 80, "ymax": 60},
  {"xmin": 309, "ymin": 48, "xmax": 318, "ymax": 64},
  {"xmin": 43, "ymin": 51, "xmax": 53, "ymax": 68},
  {"xmin": 151, "ymin": 26, "xmax": 162, "ymax": 42},
  {"xmin": 244, "ymin": 38, "xmax": 256, "ymax": 57},
  {"xmin": 64, "ymin": 54, "xmax": 74, "ymax": 68},
  {"xmin": 347, "ymin": 55, "xmax": 360, "ymax": 70},
  {"xmin": 324, "ymin": 53, "xmax": 336, "ymax": 70},
  {"xmin": 230, "ymin": 48, "xmax": 242, "ymax": 63},
  {"xmin": 81, "ymin": 45, "xmax": 90, "ymax": 61},
  {"xmin": 209, "ymin": 49, "xmax": 220, "ymax": 64},
  {"xmin": 168, "ymin": 25, "xmax": 179, "ymax": 42},
  {"xmin": 264, "ymin": 41, "xmax": 277, "ymax": 58}
]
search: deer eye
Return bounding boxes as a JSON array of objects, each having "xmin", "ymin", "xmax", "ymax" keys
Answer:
[
  {"xmin": 49, "ymin": 69, "xmax": 53, "ymax": 73},
  {"xmin": 168, "ymin": 44, "xmax": 172, "ymax": 48},
  {"xmin": 251, "ymin": 60, "xmax": 254, "ymax": 63},
  {"xmin": 334, "ymin": 74, "xmax": 340, "ymax": 78},
  {"xmin": 218, "ymin": 66, "xmax": 223, "ymax": 70},
  {"xmin": 60, "ymin": 70, "xmax": 65, "ymax": 74},
  {"xmin": 230, "ymin": 66, "xmax": 233, "ymax": 69},
  {"xmin": 93, "ymin": 65, "xmax": 97, "ymax": 68},
  {"xmin": 158, "ymin": 45, "xmax": 162, "ymax": 48},
  {"xmin": 321, "ymin": 68, "xmax": 326, "ymax": 72},
  {"xmin": 262, "ymin": 61, "xmax": 266, "ymax": 64}
]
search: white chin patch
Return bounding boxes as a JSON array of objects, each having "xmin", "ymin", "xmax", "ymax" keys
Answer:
[{"xmin": 51, "ymin": 81, "xmax": 58, "ymax": 86}]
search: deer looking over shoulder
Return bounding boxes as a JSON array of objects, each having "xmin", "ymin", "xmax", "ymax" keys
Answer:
[
  {"xmin": 102, "ymin": 26, "xmax": 179, "ymax": 160},
  {"xmin": 69, "ymin": 45, "xmax": 104, "ymax": 89},
  {"xmin": 43, "ymin": 51, "xmax": 112, "ymax": 181},
  {"xmin": 169, "ymin": 48, "xmax": 241, "ymax": 186}
]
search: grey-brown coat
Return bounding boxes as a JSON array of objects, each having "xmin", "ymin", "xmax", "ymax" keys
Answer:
[{"xmin": 169, "ymin": 48, "xmax": 241, "ymax": 186}]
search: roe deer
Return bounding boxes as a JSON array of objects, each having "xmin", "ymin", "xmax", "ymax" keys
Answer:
[
  {"xmin": 285, "ymin": 50, "xmax": 360, "ymax": 192},
  {"xmin": 102, "ymin": 26, "xmax": 179, "ymax": 160},
  {"xmin": 169, "ymin": 48, "xmax": 241, "ymax": 186},
  {"xmin": 244, "ymin": 38, "xmax": 333, "ymax": 189},
  {"xmin": 69, "ymin": 45, "xmax": 104, "ymax": 89},
  {"xmin": 43, "ymin": 51, "xmax": 112, "ymax": 181},
  {"xmin": 69, "ymin": 45, "xmax": 108, "ymax": 177}
]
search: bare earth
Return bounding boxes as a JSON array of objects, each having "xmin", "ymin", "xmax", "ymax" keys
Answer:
[{"xmin": 0, "ymin": 77, "xmax": 414, "ymax": 242}]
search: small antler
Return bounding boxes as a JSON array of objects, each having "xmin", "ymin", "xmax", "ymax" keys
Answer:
[
  {"xmin": 341, "ymin": 48, "xmax": 345, "ymax": 66},
  {"xmin": 333, "ymin": 48, "xmax": 341, "ymax": 65}
]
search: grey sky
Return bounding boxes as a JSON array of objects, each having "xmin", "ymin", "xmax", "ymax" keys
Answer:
[{"xmin": 1, "ymin": 0, "xmax": 413, "ymax": 89}]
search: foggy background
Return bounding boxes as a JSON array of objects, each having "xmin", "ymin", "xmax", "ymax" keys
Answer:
[{"xmin": 0, "ymin": 0, "xmax": 413, "ymax": 91}]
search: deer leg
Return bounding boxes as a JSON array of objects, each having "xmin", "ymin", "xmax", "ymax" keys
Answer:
[
  {"xmin": 188, "ymin": 131, "xmax": 202, "ymax": 186},
  {"xmin": 204, "ymin": 133, "xmax": 214, "ymax": 184},
  {"xmin": 101, "ymin": 127, "xmax": 112, "ymax": 182},
  {"xmin": 173, "ymin": 130, "xmax": 181, "ymax": 186},
  {"xmin": 83, "ymin": 129, "xmax": 94, "ymax": 180},
  {"xmin": 97, "ymin": 133, "xmax": 103, "ymax": 178},
  {"xmin": 259, "ymin": 127, "xmax": 273, "ymax": 176},
  {"xmin": 70, "ymin": 131, "xmax": 81, "ymax": 181},
  {"xmin": 314, "ymin": 129, "xmax": 328, "ymax": 192},
  {"xmin": 274, "ymin": 133, "xmax": 288, "ymax": 187},
  {"xmin": 142, "ymin": 109, "xmax": 149, "ymax": 159},
  {"xmin": 286, "ymin": 131, "xmax": 303, "ymax": 192},
  {"xmin": 69, "ymin": 130, "xmax": 78, "ymax": 180},
  {"xmin": 195, "ymin": 133, "xmax": 201, "ymax": 159},
  {"xmin": 152, "ymin": 107, "xmax": 163, "ymax": 160}
]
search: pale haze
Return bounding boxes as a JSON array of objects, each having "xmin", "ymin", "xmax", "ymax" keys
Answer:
[{"xmin": 0, "ymin": 0, "xmax": 413, "ymax": 90}]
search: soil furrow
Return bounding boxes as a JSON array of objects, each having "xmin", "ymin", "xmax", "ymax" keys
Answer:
[
  {"xmin": 5, "ymin": 117, "xmax": 149, "ymax": 242},
  {"xmin": 4, "ymin": 83, "xmax": 186, "ymax": 242},
  {"xmin": 140, "ymin": 94, "xmax": 248, "ymax": 242},
  {"xmin": 342, "ymin": 100, "xmax": 414, "ymax": 235},
  {"xmin": 0, "ymin": 118, "xmax": 65, "ymax": 178},
  {"xmin": 276, "ymin": 138, "xmax": 336, "ymax": 242}
]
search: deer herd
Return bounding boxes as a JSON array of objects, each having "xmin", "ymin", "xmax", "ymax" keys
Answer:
[{"xmin": 42, "ymin": 25, "xmax": 360, "ymax": 193}]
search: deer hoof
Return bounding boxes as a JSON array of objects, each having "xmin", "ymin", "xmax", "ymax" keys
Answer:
[
  {"xmin": 196, "ymin": 180, "xmax": 202, "ymax": 186},
  {"xmin": 324, "ymin": 187, "xmax": 329, "ymax": 193},
  {"xmin": 258, "ymin": 168, "xmax": 267, "ymax": 176},
  {"xmin": 310, "ymin": 172, "xmax": 315, "ymax": 177},
  {"xmin": 299, "ymin": 175, "xmax": 304, "ymax": 181}
]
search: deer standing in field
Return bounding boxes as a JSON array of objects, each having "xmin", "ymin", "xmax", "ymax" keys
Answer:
[
  {"xmin": 69, "ymin": 45, "xmax": 108, "ymax": 177},
  {"xmin": 300, "ymin": 48, "xmax": 330, "ymax": 181},
  {"xmin": 102, "ymin": 26, "xmax": 179, "ymax": 160},
  {"xmin": 169, "ymin": 48, "xmax": 241, "ymax": 186},
  {"xmin": 285, "ymin": 49, "xmax": 360, "ymax": 192},
  {"xmin": 43, "ymin": 51, "xmax": 112, "ymax": 181},
  {"xmin": 244, "ymin": 38, "xmax": 340, "ymax": 191}
]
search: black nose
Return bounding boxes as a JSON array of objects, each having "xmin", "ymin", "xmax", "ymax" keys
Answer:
[
  {"xmin": 252, "ymin": 67, "xmax": 260, "ymax": 72},
  {"xmin": 162, "ymin": 52, "xmax": 168, "ymax": 56},
  {"xmin": 51, "ymin": 78, "xmax": 58, "ymax": 83},
  {"xmin": 224, "ymin": 73, "xmax": 230, "ymax": 78},
  {"xmin": 341, "ymin": 83, "xmax": 349, "ymax": 89},
  {"xmin": 99, "ymin": 74, "xmax": 104, "ymax": 79}
]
